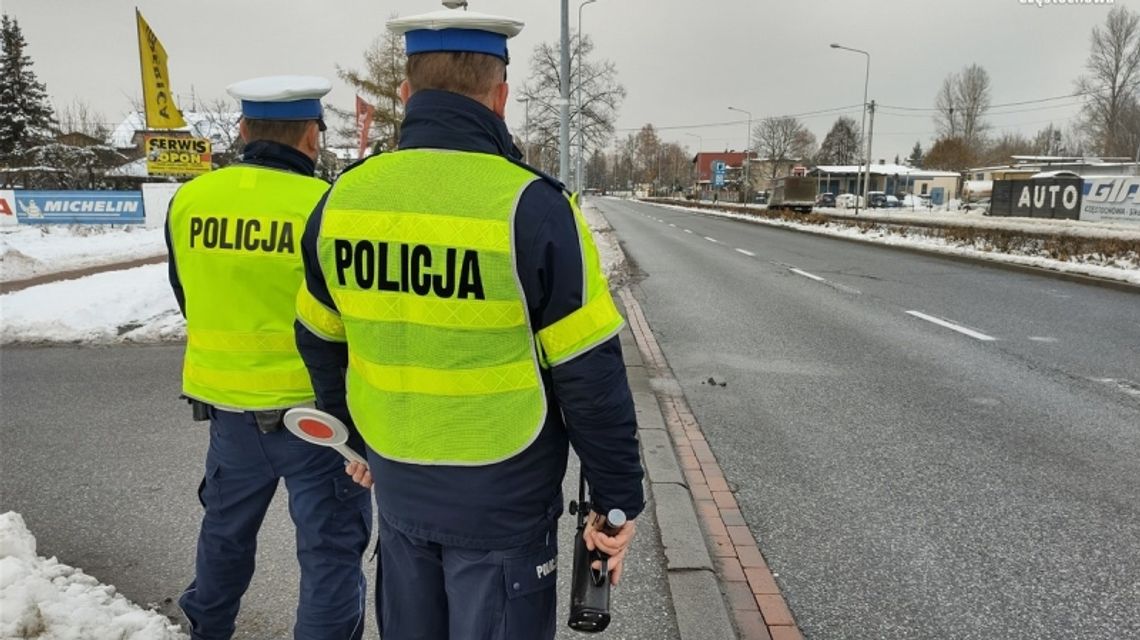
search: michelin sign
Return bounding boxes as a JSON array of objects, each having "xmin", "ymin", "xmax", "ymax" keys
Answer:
[
  {"xmin": 12, "ymin": 191, "xmax": 145, "ymax": 224},
  {"xmin": 1081, "ymin": 177, "xmax": 1140, "ymax": 224}
]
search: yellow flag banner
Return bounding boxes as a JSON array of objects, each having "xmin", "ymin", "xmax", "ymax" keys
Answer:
[
  {"xmin": 136, "ymin": 9, "xmax": 186, "ymax": 129},
  {"xmin": 145, "ymin": 135, "xmax": 212, "ymax": 176}
]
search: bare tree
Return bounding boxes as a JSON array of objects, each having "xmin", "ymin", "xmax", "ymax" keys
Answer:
[
  {"xmin": 983, "ymin": 132, "xmax": 1035, "ymax": 166},
  {"xmin": 55, "ymin": 99, "xmax": 110, "ymax": 140},
  {"xmin": 934, "ymin": 64, "xmax": 991, "ymax": 147},
  {"xmin": 1077, "ymin": 5, "xmax": 1140, "ymax": 157},
  {"xmin": 520, "ymin": 33, "xmax": 625, "ymax": 176},
  {"xmin": 334, "ymin": 23, "xmax": 407, "ymax": 153},
  {"xmin": 816, "ymin": 116, "xmax": 862, "ymax": 165},
  {"xmin": 752, "ymin": 116, "xmax": 815, "ymax": 182}
]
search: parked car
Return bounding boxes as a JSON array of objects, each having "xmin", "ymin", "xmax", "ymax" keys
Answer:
[
  {"xmin": 885, "ymin": 195, "xmax": 900, "ymax": 208},
  {"xmin": 868, "ymin": 191, "xmax": 888, "ymax": 208},
  {"xmin": 815, "ymin": 192, "xmax": 837, "ymax": 207},
  {"xmin": 835, "ymin": 193, "xmax": 864, "ymax": 209}
]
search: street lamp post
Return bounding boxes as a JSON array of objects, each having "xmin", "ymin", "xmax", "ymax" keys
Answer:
[
  {"xmin": 575, "ymin": 0, "xmax": 598, "ymax": 193},
  {"xmin": 516, "ymin": 96, "xmax": 531, "ymax": 165},
  {"xmin": 559, "ymin": 0, "xmax": 570, "ymax": 186},
  {"xmin": 831, "ymin": 43, "xmax": 871, "ymax": 215},
  {"xmin": 728, "ymin": 106, "xmax": 752, "ymax": 202}
]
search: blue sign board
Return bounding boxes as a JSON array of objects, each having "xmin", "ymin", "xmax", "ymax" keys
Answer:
[
  {"xmin": 14, "ymin": 191, "xmax": 145, "ymax": 224},
  {"xmin": 711, "ymin": 160, "xmax": 727, "ymax": 188}
]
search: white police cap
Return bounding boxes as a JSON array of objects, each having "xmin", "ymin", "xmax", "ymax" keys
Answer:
[
  {"xmin": 387, "ymin": 10, "xmax": 524, "ymax": 63},
  {"xmin": 226, "ymin": 75, "xmax": 332, "ymax": 122}
]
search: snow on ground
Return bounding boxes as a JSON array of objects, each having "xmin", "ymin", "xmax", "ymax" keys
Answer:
[
  {"xmin": 732, "ymin": 201, "xmax": 1140, "ymax": 240},
  {"xmin": 580, "ymin": 199, "xmax": 628, "ymax": 285},
  {"xmin": 642, "ymin": 200, "xmax": 1140, "ymax": 286},
  {"xmin": 0, "ymin": 225, "xmax": 166, "ymax": 283},
  {"xmin": 0, "ymin": 512, "xmax": 187, "ymax": 640},
  {"xmin": 0, "ymin": 264, "xmax": 184, "ymax": 345}
]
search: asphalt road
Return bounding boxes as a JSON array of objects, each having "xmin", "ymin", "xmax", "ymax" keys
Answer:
[
  {"xmin": 597, "ymin": 197, "xmax": 1140, "ymax": 640},
  {"xmin": 0, "ymin": 344, "xmax": 678, "ymax": 639}
]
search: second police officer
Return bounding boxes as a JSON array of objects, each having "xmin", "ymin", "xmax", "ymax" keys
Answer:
[
  {"xmin": 166, "ymin": 76, "xmax": 372, "ymax": 640},
  {"xmin": 294, "ymin": 8, "xmax": 645, "ymax": 640}
]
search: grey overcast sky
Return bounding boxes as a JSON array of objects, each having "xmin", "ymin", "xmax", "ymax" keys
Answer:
[{"xmin": 1, "ymin": 0, "xmax": 1130, "ymax": 160}]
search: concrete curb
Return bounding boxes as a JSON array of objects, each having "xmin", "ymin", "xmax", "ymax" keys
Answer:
[
  {"xmin": 639, "ymin": 198, "xmax": 1140, "ymax": 295},
  {"xmin": 619, "ymin": 325, "xmax": 737, "ymax": 640}
]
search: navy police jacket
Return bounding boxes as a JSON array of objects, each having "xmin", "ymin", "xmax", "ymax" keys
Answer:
[{"xmin": 296, "ymin": 90, "xmax": 645, "ymax": 549}]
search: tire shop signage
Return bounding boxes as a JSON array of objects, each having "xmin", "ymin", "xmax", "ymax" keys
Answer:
[
  {"xmin": 1080, "ymin": 177, "xmax": 1140, "ymax": 224},
  {"xmin": 146, "ymin": 134, "xmax": 212, "ymax": 176}
]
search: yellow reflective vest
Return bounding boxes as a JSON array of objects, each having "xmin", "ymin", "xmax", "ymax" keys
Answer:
[
  {"xmin": 300, "ymin": 149, "xmax": 623, "ymax": 465},
  {"xmin": 169, "ymin": 164, "xmax": 328, "ymax": 410}
]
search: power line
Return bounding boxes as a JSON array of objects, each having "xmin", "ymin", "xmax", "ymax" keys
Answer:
[
  {"xmin": 614, "ymin": 104, "xmax": 863, "ymax": 133},
  {"xmin": 877, "ymin": 92, "xmax": 1084, "ymax": 112}
]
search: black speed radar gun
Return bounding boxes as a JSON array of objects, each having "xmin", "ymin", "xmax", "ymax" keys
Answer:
[{"xmin": 567, "ymin": 474, "xmax": 627, "ymax": 633}]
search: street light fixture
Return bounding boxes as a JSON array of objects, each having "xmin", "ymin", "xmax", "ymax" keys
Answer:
[
  {"xmin": 831, "ymin": 43, "xmax": 871, "ymax": 215},
  {"xmin": 441, "ymin": 0, "xmax": 468, "ymax": 9},
  {"xmin": 576, "ymin": 0, "xmax": 598, "ymax": 193},
  {"xmin": 727, "ymin": 106, "xmax": 752, "ymax": 200}
]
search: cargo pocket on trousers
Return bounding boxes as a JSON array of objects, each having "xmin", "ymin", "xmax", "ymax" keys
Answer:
[
  {"xmin": 500, "ymin": 545, "xmax": 559, "ymax": 639},
  {"xmin": 504, "ymin": 544, "xmax": 558, "ymax": 598}
]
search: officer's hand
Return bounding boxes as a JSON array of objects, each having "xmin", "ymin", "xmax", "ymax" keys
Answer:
[
  {"xmin": 583, "ymin": 512, "xmax": 637, "ymax": 586},
  {"xmin": 345, "ymin": 461, "xmax": 372, "ymax": 489}
]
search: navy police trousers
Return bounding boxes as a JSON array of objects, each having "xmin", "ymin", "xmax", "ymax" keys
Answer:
[
  {"xmin": 179, "ymin": 409, "xmax": 372, "ymax": 640},
  {"xmin": 370, "ymin": 444, "xmax": 559, "ymax": 640}
]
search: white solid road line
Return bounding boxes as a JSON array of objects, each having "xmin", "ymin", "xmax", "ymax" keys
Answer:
[
  {"xmin": 705, "ymin": 236, "xmax": 718, "ymax": 243},
  {"xmin": 906, "ymin": 310, "xmax": 997, "ymax": 342},
  {"xmin": 789, "ymin": 268, "xmax": 825, "ymax": 282},
  {"xmin": 735, "ymin": 248, "xmax": 756, "ymax": 257}
]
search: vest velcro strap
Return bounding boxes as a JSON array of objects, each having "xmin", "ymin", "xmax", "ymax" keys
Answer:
[
  {"xmin": 184, "ymin": 361, "xmax": 312, "ymax": 393},
  {"xmin": 188, "ymin": 330, "xmax": 298, "ymax": 353},
  {"xmin": 323, "ymin": 209, "xmax": 511, "ymax": 253},
  {"xmin": 537, "ymin": 291, "xmax": 625, "ymax": 367},
  {"xmin": 334, "ymin": 290, "xmax": 525, "ymax": 329},
  {"xmin": 349, "ymin": 352, "xmax": 536, "ymax": 396},
  {"xmin": 296, "ymin": 286, "xmax": 346, "ymax": 342}
]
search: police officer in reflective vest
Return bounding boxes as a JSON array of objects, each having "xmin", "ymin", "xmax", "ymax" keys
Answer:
[
  {"xmin": 166, "ymin": 76, "xmax": 372, "ymax": 640},
  {"xmin": 294, "ymin": 9, "xmax": 645, "ymax": 640}
]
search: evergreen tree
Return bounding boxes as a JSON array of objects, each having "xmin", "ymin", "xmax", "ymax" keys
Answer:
[
  {"xmin": 0, "ymin": 15, "xmax": 55, "ymax": 163},
  {"xmin": 906, "ymin": 141, "xmax": 924, "ymax": 168}
]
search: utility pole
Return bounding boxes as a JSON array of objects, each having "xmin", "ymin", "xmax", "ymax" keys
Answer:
[
  {"xmin": 864, "ymin": 99, "xmax": 875, "ymax": 209},
  {"xmin": 559, "ymin": 0, "xmax": 571, "ymax": 186}
]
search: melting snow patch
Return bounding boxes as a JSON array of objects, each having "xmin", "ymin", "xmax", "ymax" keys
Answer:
[{"xmin": 0, "ymin": 511, "xmax": 188, "ymax": 639}]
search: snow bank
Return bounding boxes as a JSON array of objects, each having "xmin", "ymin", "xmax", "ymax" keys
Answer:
[
  {"xmin": 0, "ymin": 512, "xmax": 187, "ymax": 640},
  {"xmin": 580, "ymin": 199, "xmax": 628, "ymax": 285},
  {"xmin": 645, "ymin": 201, "xmax": 1140, "ymax": 286},
  {"xmin": 0, "ymin": 226, "xmax": 166, "ymax": 284},
  {"xmin": 0, "ymin": 264, "xmax": 185, "ymax": 345}
]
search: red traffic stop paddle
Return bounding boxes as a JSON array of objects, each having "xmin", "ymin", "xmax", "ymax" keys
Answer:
[{"xmin": 283, "ymin": 408, "xmax": 368, "ymax": 465}]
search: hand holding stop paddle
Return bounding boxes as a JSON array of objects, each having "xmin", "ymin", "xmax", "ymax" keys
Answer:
[{"xmin": 283, "ymin": 408, "xmax": 372, "ymax": 488}]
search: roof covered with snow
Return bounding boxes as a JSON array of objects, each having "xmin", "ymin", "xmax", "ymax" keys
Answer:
[
  {"xmin": 812, "ymin": 163, "xmax": 960, "ymax": 178},
  {"xmin": 108, "ymin": 111, "xmax": 240, "ymax": 151}
]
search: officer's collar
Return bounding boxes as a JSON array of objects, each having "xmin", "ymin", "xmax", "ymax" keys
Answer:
[
  {"xmin": 399, "ymin": 90, "xmax": 519, "ymax": 159},
  {"xmin": 239, "ymin": 140, "xmax": 316, "ymax": 176}
]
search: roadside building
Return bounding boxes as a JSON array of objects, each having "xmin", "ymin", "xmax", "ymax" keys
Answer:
[
  {"xmin": 809, "ymin": 163, "xmax": 961, "ymax": 205},
  {"xmin": 691, "ymin": 151, "xmax": 757, "ymax": 201}
]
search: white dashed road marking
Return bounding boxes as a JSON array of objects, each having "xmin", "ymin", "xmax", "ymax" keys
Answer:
[
  {"xmin": 789, "ymin": 268, "xmax": 825, "ymax": 282},
  {"xmin": 735, "ymin": 248, "xmax": 756, "ymax": 257},
  {"xmin": 705, "ymin": 236, "xmax": 718, "ymax": 243},
  {"xmin": 906, "ymin": 311, "xmax": 996, "ymax": 342},
  {"xmin": 684, "ymin": 229, "xmax": 693, "ymax": 234}
]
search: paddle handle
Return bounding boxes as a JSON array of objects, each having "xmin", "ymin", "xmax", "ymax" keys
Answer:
[{"xmin": 333, "ymin": 443, "xmax": 368, "ymax": 466}]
